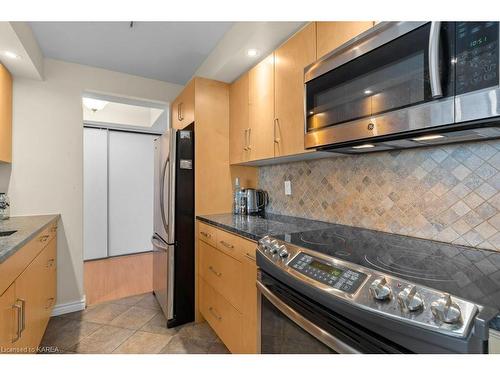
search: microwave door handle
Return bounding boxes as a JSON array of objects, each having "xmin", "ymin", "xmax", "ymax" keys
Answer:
[{"xmin": 428, "ymin": 21, "xmax": 443, "ymax": 98}]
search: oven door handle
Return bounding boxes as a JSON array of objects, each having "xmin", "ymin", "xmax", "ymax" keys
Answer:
[
  {"xmin": 428, "ymin": 21, "xmax": 443, "ymax": 98},
  {"xmin": 257, "ymin": 280, "xmax": 361, "ymax": 354}
]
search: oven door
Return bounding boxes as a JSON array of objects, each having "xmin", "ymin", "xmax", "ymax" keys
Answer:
[
  {"xmin": 258, "ymin": 271, "xmax": 408, "ymax": 354},
  {"xmin": 305, "ymin": 22, "xmax": 456, "ymax": 149}
]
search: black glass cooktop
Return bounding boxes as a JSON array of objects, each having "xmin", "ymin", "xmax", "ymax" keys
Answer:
[{"xmin": 274, "ymin": 225, "xmax": 500, "ymax": 312}]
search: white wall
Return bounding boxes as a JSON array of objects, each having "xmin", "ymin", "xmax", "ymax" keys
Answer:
[{"xmin": 4, "ymin": 58, "xmax": 182, "ymax": 307}]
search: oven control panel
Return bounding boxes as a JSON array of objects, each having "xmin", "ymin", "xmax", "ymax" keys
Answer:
[{"xmin": 288, "ymin": 253, "xmax": 367, "ymax": 294}]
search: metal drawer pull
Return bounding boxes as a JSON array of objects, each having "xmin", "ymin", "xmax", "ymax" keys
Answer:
[
  {"xmin": 208, "ymin": 266, "xmax": 222, "ymax": 277},
  {"xmin": 208, "ymin": 307, "xmax": 222, "ymax": 321},
  {"xmin": 45, "ymin": 297, "xmax": 55, "ymax": 309},
  {"xmin": 12, "ymin": 303, "xmax": 22, "ymax": 343},
  {"xmin": 256, "ymin": 281, "xmax": 360, "ymax": 354},
  {"xmin": 219, "ymin": 240, "xmax": 234, "ymax": 249},
  {"xmin": 17, "ymin": 298, "xmax": 26, "ymax": 334},
  {"xmin": 200, "ymin": 231, "xmax": 212, "ymax": 238},
  {"xmin": 245, "ymin": 252, "xmax": 256, "ymax": 261},
  {"xmin": 39, "ymin": 234, "xmax": 50, "ymax": 242},
  {"xmin": 46, "ymin": 258, "xmax": 55, "ymax": 268}
]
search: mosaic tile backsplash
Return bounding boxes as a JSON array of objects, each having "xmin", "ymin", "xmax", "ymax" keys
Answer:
[{"xmin": 258, "ymin": 140, "xmax": 500, "ymax": 251}]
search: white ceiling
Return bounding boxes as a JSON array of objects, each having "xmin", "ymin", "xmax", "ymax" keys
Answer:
[{"xmin": 29, "ymin": 21, "xmax": 233, "ymax": 85}]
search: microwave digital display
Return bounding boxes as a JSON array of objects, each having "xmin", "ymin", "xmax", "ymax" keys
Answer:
[{"xmin": 456, "ymin": 22, "xmax": 499, "ymax": 95}]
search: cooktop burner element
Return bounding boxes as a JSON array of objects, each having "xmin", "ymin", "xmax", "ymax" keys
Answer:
[{"xmin": 363, "ymin": 249, "xmax": 477, "ymax": 282}]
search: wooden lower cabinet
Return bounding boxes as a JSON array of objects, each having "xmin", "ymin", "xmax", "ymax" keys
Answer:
[
  {"xmin": 0, "ymin": 225, "xmax": 57, "ymax": 354},
  {"xmin": 197, "ymin": 221, "xmax": 258, "ymax": 353}
]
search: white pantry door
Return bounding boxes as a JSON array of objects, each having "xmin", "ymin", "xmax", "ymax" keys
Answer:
[
  {"xmin": 108, "ymin": 131, "xmax": 157, "ymax": 256},
  {"xmin": 83, "ymin": 128, "xmax": 108, "ymax": 260}
]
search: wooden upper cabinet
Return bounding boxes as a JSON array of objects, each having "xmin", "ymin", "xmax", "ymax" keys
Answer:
[
  {"xmin": 274, "ymin": 23, "xmax": 316, "ymax": 157},
  {"xmin": 248, "ymin": 54, "xmax": 275, "ymax": 161},
  {"xmin": 316, "ymin": 21, "xmax": 374, "ymax": 58},
  {"xmin": 0, "ymin": 63, "xmax": 13, "ymax": 163},
  {"xmin": 229, "ymin": 72, "xmax": 249, "ymax": 164},
  {"xmin": 171, "ymin": 79, "xmax": 195, "ymax": 130}
]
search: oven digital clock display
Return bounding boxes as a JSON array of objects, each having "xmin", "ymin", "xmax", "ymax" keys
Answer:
[{"xmin": 309, "ymin": 260, "xmax": 343, "ymax": 277}]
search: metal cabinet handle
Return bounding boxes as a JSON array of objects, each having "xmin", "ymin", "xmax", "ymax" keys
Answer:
[
  {"xmin": 219, "ymin": 240, "xmax": 234, "ymax": 249},
  {"xmin": 16, "ymin": 298, "xmax": 26, "ymax": 334},
  {"xmin": 39, "ymin": 234, "xmax": 50, "ymax": 243},
  {"xmin": 200, "ymin": 231, "xmax": 212, "ymax": 239},
  {"xmin": 12, "ymin": 303, "xmax": 22, "ymax": 343},
  {"xmin": 274, "ymin": 118, "xmax": 281, "ymax": 144},
  {"xmin": 178, "ymin": 102, "xmax": 184, "ymax": 121},
  {"xmin": 208, "ymin": 307, "xmax": 222, "ymax": 321},
  {"xmin": 428, "ymin": 21, "xmax": 443, "ymax": 98},
  {"xmin": 257, "ymin": 281, "xmax": 360, "ymax": 354},
  {"xmin": 246, "ymin": 128, "xmax": 252, "ymax": 150},
  {"xmin": 244, "ymin": 252, "xmax": 256, "ymax": 261},
  {"xmin": 208, "ymin": 266, "xmax": 222, "ymax": 277}
]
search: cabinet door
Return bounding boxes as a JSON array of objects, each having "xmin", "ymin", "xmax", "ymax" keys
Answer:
[
  {"xmin": 229, "ymin": 72, "xmax": 250, "ymax": 164},
  {"xmin": 13, "ymin": 249, "xmax": 48, "ymax": 351},
  {"xmin": 0, "ymin": 63, "xmax": 12, "ymax": 163},
  {"xmin": 0, "ymin": 283, "xmax": 16, "ymax": 350},
  {"xmin": 249, "ymin": 54, "xmax": 275, "ymax": 161},
  {"xmin": 316, "ymin": 21, "xmax": 374, "ymax": 58},
  {"xmin": 275, "ymin": 23, "xmax": 316, "ymax": 157},
  {"xmin": 172, "ymin": 79, "xmax": 195, "ymax": 129}
]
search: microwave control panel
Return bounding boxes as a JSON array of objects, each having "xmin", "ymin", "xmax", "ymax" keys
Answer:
[{"xmin": 456, "ymin": 22, "xmax": 499, "ymax": 95}]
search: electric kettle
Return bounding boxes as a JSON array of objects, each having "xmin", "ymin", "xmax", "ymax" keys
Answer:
[{"xmin": 245, "ymin": 189, "xmax": 269, "ymax": 214}]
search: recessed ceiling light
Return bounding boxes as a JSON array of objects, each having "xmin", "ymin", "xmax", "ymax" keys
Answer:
[
  {"xmin": 364, "ymin": 89, "xmax": 373, "ymax": 95},
  {"xmin": 82, "ymin": 98, "xmax": 109, "ymax": 112},
  {"xmin": 3, "ymin": 51, "xmax": 20, "ymax": 59},
  {"xmin": 412, "ymin": 134, "xmax": 445, "ymax": 141},
  {"xmin": 247, "ymin": 48, "xmax": 259, "ymax": 57},
  {"xmin": 309, "ymin": 111, "xmax": 314, "ymax": 115},
  {"xmin": 352, "ymin": 144, "xmax": 375, "ymax": 149}
]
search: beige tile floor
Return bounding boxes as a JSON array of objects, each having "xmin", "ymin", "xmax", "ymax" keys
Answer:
[{"xmin": 40, "ymin": 292, "xmax": 230, "ymax": 354}]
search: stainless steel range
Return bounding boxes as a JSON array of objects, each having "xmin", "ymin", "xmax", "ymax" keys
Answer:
[{"xmin": 256, "ymin": 226, "xmax": 500, "ymax": 354}]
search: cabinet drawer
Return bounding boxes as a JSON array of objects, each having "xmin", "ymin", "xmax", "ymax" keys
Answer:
[
  {"xmin": 199, "ymin": 278, "xmax": 243, "ymax": 353},
  {"xmin": 199, "ymin": 241, "xmax": 242, "ymax": 311},
  {"xmin": 0, "ymin": 221, "xmax": 57, "ymax": 296},
  {"xmin": 216, "ymin": 229, "xmax": 241, "ymax": 259},
  {"xmin": 198, "ymin": 221, "xmax": 218, "ymax": 248}
]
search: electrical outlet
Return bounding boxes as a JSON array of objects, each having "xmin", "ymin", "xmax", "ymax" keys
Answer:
[{"xmin": 284, "ymin": 180, "xmax": 292, "ymax": 196}]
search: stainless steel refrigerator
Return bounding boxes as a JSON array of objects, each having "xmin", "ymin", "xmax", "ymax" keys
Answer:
[{"xmin": 152, "ymin": 125, "xmax": 195, "ymax": 328}]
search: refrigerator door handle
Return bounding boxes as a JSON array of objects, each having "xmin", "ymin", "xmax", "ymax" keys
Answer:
[
  {"xmin": 159, "ymin": 157, "xmax": 170, "ymax": 236},
  {"xmin": 151, "ymin": 235, "xmax": 169, "ymax": 251}
]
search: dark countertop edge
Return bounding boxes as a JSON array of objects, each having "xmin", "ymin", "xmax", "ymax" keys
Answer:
[
  {"xmin": 0, "ymin": 214, "xmax": 60, "ymax": 264},
  {"xmin": 196, "ymin": 215, "xmax": 260, "ymax": 242}
]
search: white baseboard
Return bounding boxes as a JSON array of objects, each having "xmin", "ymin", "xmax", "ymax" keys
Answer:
[{"xmin": 51, "ymin": 296, "xmax": 86, "ymax": 317}]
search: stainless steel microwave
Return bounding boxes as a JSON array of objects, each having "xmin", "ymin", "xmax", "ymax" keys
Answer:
[{"xmin": 304, "ymin": 22, "xmax": 500, "ymax": 153}]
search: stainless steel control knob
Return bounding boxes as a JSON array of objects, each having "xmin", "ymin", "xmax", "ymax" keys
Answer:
[
  {"xmin": 269, "ymin": 240, "xmax": 280, "ymax": 254},
  {"xmin": 278, "ymin": 246, "xmax": 289, "ymax": 258},
  {"xmin": 258, "ymin": 236, "xmax": 272, "ymax": 252},
  {"xmin": 369, "ymin": 277, "xmax": 392, "ymax": 300},
  {"xmin": 397, "ymin": 285, "xmax": 424, "ymax": 312},
  {"xmin": 431, "ymin": 293, "xmax": 462, "ymax": 324}
]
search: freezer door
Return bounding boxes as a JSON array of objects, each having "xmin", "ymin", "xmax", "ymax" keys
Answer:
[{"xmin": 152, "ymin": 234, "xmax": 174, "ymax": 320}]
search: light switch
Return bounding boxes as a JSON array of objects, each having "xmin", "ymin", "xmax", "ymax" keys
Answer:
[{"xmin": 284, "ymin": 180, "xmax": 292, "ymax": 196}]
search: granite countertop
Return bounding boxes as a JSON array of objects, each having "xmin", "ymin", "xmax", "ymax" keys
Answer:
[
  {"xmin": 0, "ymin": 215, "xmax": 60, "ymax": 263},
  {"xmin": 196, "ymin": 212, "xmax": 332, "ymax": 242}
]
